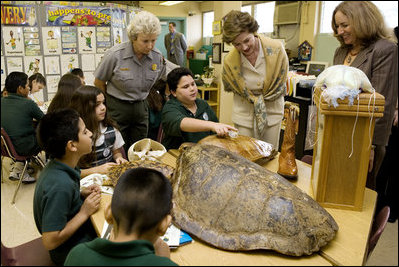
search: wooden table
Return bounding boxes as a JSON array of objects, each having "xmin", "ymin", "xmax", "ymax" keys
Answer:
[{"xmin": 91, "ymin": 151, "xmax": 376, "ymax": 266}]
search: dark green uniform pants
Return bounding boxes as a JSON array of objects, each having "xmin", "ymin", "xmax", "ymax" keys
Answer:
[{"xmin": 105, "ymin": 93, "xmax": 148, "ymax": 151}]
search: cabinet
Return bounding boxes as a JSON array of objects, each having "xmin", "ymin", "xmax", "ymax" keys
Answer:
[{"xmin": 197, "ymin": 83, "xmax": 220, "ymax": 118}]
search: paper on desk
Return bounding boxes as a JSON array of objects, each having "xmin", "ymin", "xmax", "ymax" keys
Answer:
[
  {"xmin": 80, "ymin": 173, "xmax": 114, "ymax": 195},
  {"xmin": 101, "ymin": 220, "xmax": 113, "ymax": 239},
  {"xmin": 161, "ymin": 224, "xmax": 180, "ymax": 247}
]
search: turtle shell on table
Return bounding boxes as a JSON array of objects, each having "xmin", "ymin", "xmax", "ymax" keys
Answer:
[
  {"xmin": 171, "ymin": 144, "xmax": 338, "ymax": 256},
  {"xmin": 107, "ymin": 160, "xmax": 174, "ymax": 187},
  {"xmin": 198, "ymin": 134, "xmax": 277, "ymax": 164}
]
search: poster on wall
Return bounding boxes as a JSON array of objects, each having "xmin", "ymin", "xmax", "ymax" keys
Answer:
[
  {"xmin": 45, "ymin": 5, "xmax": 111, "ymax": 26},
  {"xmin": 44, "ymin": 56, "xmax": 60, "ymax": 75},
  {"xmin": 1, "ymin": 56, "xmax": 6, "ymax": 85},
  {"xmin": 3, "ymin": 26, "xmax": 24, "ymax": 56},
  {"xmin": 23, "ymin": 27, "xmax": 41, "ymax": 56},
  {"xmin": 60, "ymin": 54, "xmax": 79, "ymax": 75},
  {"xmin": 78, "ymin": 27, "xmax": 96, "ymax": 54},
  {"xmin": 24, "ymin": 56, "xmax": 44, "ymax": 76},
  {"xmin": 1, "ymin": 4, "xmax": 37, "ymax": 26},
  {"xmin": 61, "ymin": 26, "xmax": 77, "ymax": 54},
  {"xmin": 113, "ymin": 28, "xmax": 123, "ymax": 46},
  {"xmin": 96, "ymin": 27, "xmax": 111, "ymax": 53},
  {"xmin": 46, "ymin": 75, "xmax": 61, "ymax": 100},
  {"xmin": 95, "ymin": 53, "xmax": 105, "ymax": 68},
  {"xmin": 6, "ymin": 57, "xmax": 23, "ymax": 73},
  {"xmin": 42, "ymin": 27, "xmax": 62, "ymax": 55},
  {"xmin": 81, "ymin": 54, "xmax": 95, "ymax": 71},
  {"xmin": 84, "ymin": 71, "xmax": 95, "ymax": 86}
]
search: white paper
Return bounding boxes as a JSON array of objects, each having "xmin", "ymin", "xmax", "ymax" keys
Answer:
[
  {"xmin": 3, "ymin": 26, "xmax": 24, "ymax": 56},
  {"xmin": 42, "ymin": 27, "xmax": 62, "ymax": 55},
  {"xmin": 78, "ymin": 27, "xmax": 96, "ymax": 54},
  {"xmin": 6, "ymin": 57, "xmax": 23, "ymax": 73},
  {"xmin": 81, "ymin": 54, "xmax": 95, "ymax": 71},
  {"xmin": 46, "ymin": 75, "xmax": 61, "ymax": 94},
  {"xmin": 60, "ymin": 54, "xmax": 79, "ymax": 75},
  {"xmin": 44, "ymin": 56, "xmax": 60, "ymax": 75},
  {"xmin": 161, "ymin": 224, "xmax": 181, "ymax": 247},
  {"xmin": 24, "ymin": 56, "xmax": 44, "ymax": 76},
  {"xmin": 83, "ymin": 72, "xmax": 95, "ymax": 86}
]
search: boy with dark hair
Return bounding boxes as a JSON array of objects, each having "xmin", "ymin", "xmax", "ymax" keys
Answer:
[
  {"xmin": 64, "ymin": 167, "xmax": 178, "ymax": 266},
  {"xmin": 1, "ymin": 71, "xmax": 44, "ymax": 183},
  {"xmin": 70, "ymin": 68, "xmax": 85, "ymax": 84},
  {"xmin": 34, "ymin": 108, "xmax": 101, "ymax": 265},
  {"xmin": 161, "ymin": 67, "xmax": 236, "ymax": 149}
]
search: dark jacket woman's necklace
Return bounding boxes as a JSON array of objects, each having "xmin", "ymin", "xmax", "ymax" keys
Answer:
[{"xmin": 347, "ymin": 49, "xmax": 360, "ymax": 64}]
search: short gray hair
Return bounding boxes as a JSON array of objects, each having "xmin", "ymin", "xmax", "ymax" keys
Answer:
[{"xmin": 127, "ymin": 11, "xmax": 161, "ymax": 41}]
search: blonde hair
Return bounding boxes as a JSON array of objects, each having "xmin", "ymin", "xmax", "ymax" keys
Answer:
[
  {"xmin": 127, "ymin": 11, "xmax": 161, "ymax": 41},
  {"xmin": 332, "ymin": 1, "xmax": 393, "ymax": 48},
  {"xmin": 222, "ymin": 10, "xmax": 259, "ymax": 44}
]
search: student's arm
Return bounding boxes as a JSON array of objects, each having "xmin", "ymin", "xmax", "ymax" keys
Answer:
[
  {"xmin": 42, "ymin": 192, "xmax": 101, "ymax": 250},
  {"xmin": 112, "ymin": 147, "xmax": 128, "ymax": 164},
  {"xmin": 180, "ymin": 118, "xmax": 237, "ymax": 136},
  {"xmin": 80, "ymin": 162, "xmax": 117, "ymax": 178},
  {"xmin": 94, "ymin": 78, "xmax": 107, "ymax": 94}
]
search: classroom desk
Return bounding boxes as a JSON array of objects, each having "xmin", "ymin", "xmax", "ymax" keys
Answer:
[{"xmin": 91, "ymin": 151, "xmax": 376, "ymax": 266}]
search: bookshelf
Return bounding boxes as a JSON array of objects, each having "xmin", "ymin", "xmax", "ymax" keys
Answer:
[{"xmin": 197, "ymin": 82, "xmax": 220, "ymax": 118}]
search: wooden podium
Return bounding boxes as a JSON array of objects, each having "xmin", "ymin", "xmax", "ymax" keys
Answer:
[{"xmin": 311, "ymin": 87, "xmax": 384, "ymax": 211}]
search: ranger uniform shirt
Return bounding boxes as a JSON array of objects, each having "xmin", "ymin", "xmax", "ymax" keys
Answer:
[{"xmin": 94, "ymin": 41, "xmax": 166, "ymax": 101}]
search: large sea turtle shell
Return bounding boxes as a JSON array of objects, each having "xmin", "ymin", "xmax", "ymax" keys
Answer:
[
  {"xmin": 171, "ymin": 144, "xmax": 338, "ymax": 256},
  {"xmin": 198, "ymin": 134, "xmax": 277, "ymax": 164}
]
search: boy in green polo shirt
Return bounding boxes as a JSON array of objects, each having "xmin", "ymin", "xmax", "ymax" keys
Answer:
[
  {"xmin": 161, "ymin": 67, "xmax": 237, "ymax": 149},
  {"xmin": 34, "ymin": 109, "xmax": 101, "ymax": 265},
  {"xmin": 64, "ymin": 167, "xmax": 178, "ymax": 266}
]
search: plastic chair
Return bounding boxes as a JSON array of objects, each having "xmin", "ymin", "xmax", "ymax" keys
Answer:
[
  {"xmin": 1, "ymin": 127, "xmax": 45, "ymax": 204},
  {"xmin": 1, "ymin": 237, "xmax": 55, "ymax": 266},
  {"xmin": 367, "ymin": 206, "xmax": 390, "ymax": 259}
]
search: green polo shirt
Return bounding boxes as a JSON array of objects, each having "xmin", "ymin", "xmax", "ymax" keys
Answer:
[
  {"xmin": 1, "ymin": 93, "xmax": 44, "ymax": 156},
  {"xmin": 161, "ymin": 96, "xmax": 218, "ymax": 150},
  {"xmin": 64, "ymin": 238, "xmax": 178, "ymax": 266},
  {"xmin": 33, "ymin": 159, "xmax": 97, "ymax": 265}
]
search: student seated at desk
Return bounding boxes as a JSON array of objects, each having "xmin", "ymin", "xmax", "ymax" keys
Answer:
[
  {"xmin": 28, "ymin": 72, "xmax": 46, "ymax": 106},
  {"xmin": 161, "ymin": 67, "xmax": 236, "ymax": 149},
  {"xmin": 34, "ymin": 109, "xmax": 101, "ymax": 265},
  {"xmin": 69, "ymin": 85, "xmax": 128, "ymax": 178},
  {"xmin": 64, "ymin": 167, "xmax": 178, "ymax": 266},
  {"xmin": 1, "ymin": 71, "xmax": 44, "ymax": 183}
]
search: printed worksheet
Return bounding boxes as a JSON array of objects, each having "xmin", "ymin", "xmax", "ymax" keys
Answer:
[
  {"xmin": 95, "ymin": 53, "xmax": 104, "ymax": 68},
  {"xmin": 46, "ymin": 75, "xmax": 61, "ymax": 100},
  {"xmin": 24, "ymin": 27, "xmax": 41, "ymax": 56},
  {"xmin": 3, "ymin": 26, "xmax": 24, "ymax": 56},
  {"xmin": 24, "ymin": 56, "xmax": 44, "ymax": 76},
  {"xmin": 42, "ymin": 27, "xmax": 62, "ymax": 55},
  {"xmin": 6, "ymin": 57, "xmax": 23, "ymax": 73},
  {"xmin": 78, "ymin": 27, "xmax": 96, "ymax": 54},
  {"xmin": 83, "ymin": 71, "xmax": 95, "ymax": 86},
  {"xmin": 44, "ymin": 56, "xmax": 60, "ymax": 75},
  {"xmin": 81, "ymin": 54, "xmax": 95, "ymax": 71},
  {"xmin": 60, "ymin": 54, "xmax": 79, "ymax": 75}
]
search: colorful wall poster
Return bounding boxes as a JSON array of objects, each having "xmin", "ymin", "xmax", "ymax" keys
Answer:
[
  {"xmin": 95, "ymin": 53, "xmax": 104, "ymax": 68},
  {"xmin": 46, "ymin": 5, "xmax": 111, "ymax": 26},
  {"xmin": 113, "ymin": 27, "xmax": 123, "ymax": 46},
  {"xmin": 46, "ymin": 75, "xmax": 61, "ymax": 100},
  {"xmin": 23, "ymin": 27, "xmax": 41, "ymax": 56},
  {"xmin": 96, "ymin": 27, "xmax": 111, "ymax": 53},
  {"xmin": 60, "ymin": 54, "xmax": 79, "ymax": 75},
  {"xmin": 6, "ymin": 57, "xmax": 23, "ymax": 73},
  {"xmin": 3, "ymin": 26, "xmax": 24, "ymax": 56},
  {"xmin": 78, "ymin": 27, "xmax": 96, "ymax": 54},
  {"xmin": 1, "ymin": 56, "xmax": 6, "ymax": 85},
  {"xmin": 83, "ymin": 71, "xmax": 95, "ymax": 86},
  {"xmin": 81, "ymin": 54, "xmax": 95, "ymax": 71},
  {"xmin": 24, "ymin": 56, "xmax": 44, "ymax": 76},
  {"xmin": 1, "ymin": 4, "xmax": 37, "ymax": 26},
  {"xmin": 61, "ymin": 26, "xmax": 77, "ymax": 54},
  {"xmin": 44, "ymin": 56, "xmax": 60, "ymax": 75},
  {"xmin": 42, "ymin": 27, "xmax": 62, "ymax": 55}
]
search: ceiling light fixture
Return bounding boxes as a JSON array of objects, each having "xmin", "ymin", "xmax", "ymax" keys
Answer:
[{"xmin": 159, "ymin": 1, "xmax": 185, "ymax": 6}]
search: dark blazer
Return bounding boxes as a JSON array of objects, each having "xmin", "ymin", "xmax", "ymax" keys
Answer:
[
  {"xmin": 333, "ymin": 39, "xmax": 398, "ymax": 146},
  {"xmin": 164, "ymin": 31, "xmax": 187, "ymax": 66}
]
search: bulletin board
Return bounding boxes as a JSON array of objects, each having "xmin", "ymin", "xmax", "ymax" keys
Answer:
[{"xmin": 1, "ymin": 1, "xmax": 139, "ymax": 101}]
